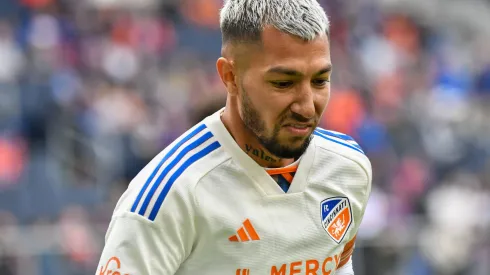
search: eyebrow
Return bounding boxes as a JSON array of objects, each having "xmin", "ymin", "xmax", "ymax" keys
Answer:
[{"xmin": 266, "ymin": 64, "xmax": 332, "ymax": 77}]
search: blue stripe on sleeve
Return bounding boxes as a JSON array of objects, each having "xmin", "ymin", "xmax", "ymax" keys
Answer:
[
  {"xmin": 314, "ymin": 131, "xmax": 364, "ymax": 154},
  {"xmin": 148, "ymin": 141, "xmax": 221, "ymax": 221},
  {"xmin": 130, "ymin": 124, "xmax": 207, "ymax": 213},
  {"xmin": 315, "ymin": 128, "xmax": 362, "ymax": 149},
  {"xmin": 138, "ymin": 132, "xmax": 214, "ymax": 217}
]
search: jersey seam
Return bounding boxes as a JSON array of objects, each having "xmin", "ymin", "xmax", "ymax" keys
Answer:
[
  {"xmin": 112, "ymin": 211, "xmax": 162, "ymax": 229},
  {"xmin": 179, "ymin": 148, "xmax": 230, "ymax": 255},
  {"xmin": 302, "ymin": 139, "xmax": 317, "ymax": 191},
  {"xmin": 188, "ymin": 155, "xmax": 232, "ymax": 257},
  {"xmin": 192, "ymin": 156, "xmax": 233, "ymax": 209}
]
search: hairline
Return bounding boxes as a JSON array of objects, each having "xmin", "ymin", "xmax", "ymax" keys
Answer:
[
  {"xmin": 221, "ymin": 25, "xmax": 330, "ymax": 57},
  {"xmin": 222, "ymin": 26, "xmax": 330, "ymax": 47}
]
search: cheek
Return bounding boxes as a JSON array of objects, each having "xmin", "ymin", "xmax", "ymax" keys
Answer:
[
  {"xmin": 245, "ymin": 82, "xmax": 284, "ymax": 119},
  {"xmin": 241, "ymin": 83, "xmax": 273, "ymax": 127},
  {"xmin": 315, "ymin": 89, "xmax": 331, "ymax": 114}
]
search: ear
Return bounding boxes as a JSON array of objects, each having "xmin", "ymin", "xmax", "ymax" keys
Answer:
[{"xmin": 216, "ymin": 57, "xmax": 238, "ymax": 96}]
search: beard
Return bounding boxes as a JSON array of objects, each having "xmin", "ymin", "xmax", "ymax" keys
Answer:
[{"xmin": 240, "ymin": 86, "xmax": 313, "ymax": 159}]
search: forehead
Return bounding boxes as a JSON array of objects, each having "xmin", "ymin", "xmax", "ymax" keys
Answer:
[{"xmin": 253, "ymin": 26, "xmax": 331, "ymax": 71}]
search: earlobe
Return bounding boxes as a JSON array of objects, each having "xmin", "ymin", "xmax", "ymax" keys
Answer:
[{"xmin": 217, "ymin": 57, "xmax": 238, "ymax": 95}]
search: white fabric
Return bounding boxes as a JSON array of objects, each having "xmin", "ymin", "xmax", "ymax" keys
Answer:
[
  {"xmin": 96, "ymin": 109, "xmax": 372, "ymax": 275},
  {"xmin": 336, "ymin": 258, "xmax": 354, "ymax": 275}
]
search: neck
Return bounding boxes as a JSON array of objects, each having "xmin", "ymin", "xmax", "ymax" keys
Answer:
[{"xmin": 220, "ymin": 100, "xmax": 294, "ymax": 168}]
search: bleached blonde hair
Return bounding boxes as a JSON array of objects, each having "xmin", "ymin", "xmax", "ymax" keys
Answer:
[{"xmin": 220, "ymin": 0, "xmax": 330, "ymax": 44}]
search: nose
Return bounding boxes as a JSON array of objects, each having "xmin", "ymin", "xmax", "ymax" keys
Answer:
[{"xmin": 290, "ymin": 84, "xmax": 316, "ymax": 120}]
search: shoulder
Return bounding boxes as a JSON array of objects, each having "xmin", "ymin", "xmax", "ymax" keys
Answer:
[
  {"xmin": 312, "ymin": 127, "xmax": 372, "ymax": 183},
  {"xmin": 313, "ymin": 128, "xmax": 364, "ymax": 155},
  {"xmin": 112, "ymin": 122, "xmax": 229, "ymax": 222}
]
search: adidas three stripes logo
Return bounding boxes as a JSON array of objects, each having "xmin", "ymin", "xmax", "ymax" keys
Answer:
[{"xmin": 229, "ymin": 219, "xmax": 260, "ymax": 242}]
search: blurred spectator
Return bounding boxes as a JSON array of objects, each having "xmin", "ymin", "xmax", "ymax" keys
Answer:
[
  {"xmin": 420, "ymin": 172, "xmax": 489, "ymax": 275},
  {"xmin": 0, "ymin": 211, "xmax": 18, "ymax": 275},
  {"xmin": 0, "ymin": 21, "xmax": 24, "ymax": 83},
  {"xmin": 0, "ymin": 137, "xmax": 25, "ymax": 186}
]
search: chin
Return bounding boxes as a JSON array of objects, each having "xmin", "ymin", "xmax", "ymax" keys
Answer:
[
  {"xmin": 283, "ymin": 134, "xmax": 310, "ymax": 145},
  {"xmin": 268, "ymin": 139, "xmax": 311, "ymax": 159},
  {"xmin": 258, "ymin": 130, "xmax": 313, "ymax": 159},
  {"xmin": 273, "ymin": 148, "xmax": 306, "ymax": 159}
]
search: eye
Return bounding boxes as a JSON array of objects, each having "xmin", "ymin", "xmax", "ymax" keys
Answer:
[
  {"xmin": 270, "ymin": 81, "xmax": 294, "ymax": 89},
  {"xmin": 312, "ymin": 79, "xmax": 330, "ymax": 87}
]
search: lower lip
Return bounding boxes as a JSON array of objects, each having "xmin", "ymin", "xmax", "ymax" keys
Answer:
[{"xmin": 285, "ymin": 126, "xmax": 311, "ymax": 135}]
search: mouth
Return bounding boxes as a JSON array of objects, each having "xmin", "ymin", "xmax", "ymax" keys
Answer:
[{"xmin": 283, "ymin": 123, "xmax": 314, "ymax": 135}]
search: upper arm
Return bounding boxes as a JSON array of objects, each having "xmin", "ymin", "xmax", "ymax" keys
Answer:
[
  {"xmin": 96, "ymin": 210, "xmax": 194, "ymax": 275},
  {"xmin": 96, "ymin": 179, "xmax": 197, "ymax": 275},
  {"xmin": 338, "ymin": 235, "xmax": 356, "ymax": 269},
  {"xmin": 335, "ymin": 235, "xmax": 356, "ymax": 274},
  {"xmin": 336, "ymin": 258, "xmax": 354, "ymax": 275},
  {"xmin": 96, "ymin": 125, "xmax": 218, "ymax": 275}
]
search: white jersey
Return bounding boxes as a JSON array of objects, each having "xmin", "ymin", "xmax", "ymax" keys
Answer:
[{"xmin": 96, "ymin": 109, "xmax": 372, "ymax": 275}]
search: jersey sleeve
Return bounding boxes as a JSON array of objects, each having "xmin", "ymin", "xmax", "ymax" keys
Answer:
[
  {"xmin": 96, "ymin": 172, "xmax": 198, "ymax": 275},
  {"xmin": 96, "ymin": 208, "xmax": 195, "ymax": 275},
  {"xmin": 335, "ymin": 258, "xmax": 354, "ymax": 275},
  {"xmin": 96, "ymin": 171, "xmax": 197, "ymax": 275},
  {"xmin": 338, "ymin": 235, "xmax": 356, "ymax": 268}
]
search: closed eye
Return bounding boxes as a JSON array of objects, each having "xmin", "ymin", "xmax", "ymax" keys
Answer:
[
  {"xmin": 312, "ymin": 79, "xmax": 330, "ymax": 87},
  {"xmin": 270, "ymin": 81, "xmax": 294, "ymax": 89}
]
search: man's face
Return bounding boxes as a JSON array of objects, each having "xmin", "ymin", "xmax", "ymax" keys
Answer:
[{"xmin": 237, "ymin": 26, "xmax": 332, "ymax": 159}]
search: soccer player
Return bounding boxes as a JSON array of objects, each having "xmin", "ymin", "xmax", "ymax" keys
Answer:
[{"xmin": 96, "ymin": 0, "xmax": 372, "ymax": 274}]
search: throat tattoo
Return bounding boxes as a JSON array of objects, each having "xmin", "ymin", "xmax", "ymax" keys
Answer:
[{"xmin": 245, "ymin": 144, "xmax": 278, "ymax": 163}]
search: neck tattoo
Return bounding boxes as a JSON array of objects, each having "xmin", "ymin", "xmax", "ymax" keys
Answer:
[{"xmin": 245, "ymin": 144, "xmax": 278, "ymax": 163}]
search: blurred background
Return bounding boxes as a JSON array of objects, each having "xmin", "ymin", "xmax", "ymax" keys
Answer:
[{"xmin": 0, "ymin": 0, "xmax": 490, "ymax": 274}]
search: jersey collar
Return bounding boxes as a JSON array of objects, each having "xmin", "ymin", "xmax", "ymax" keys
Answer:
[{"xmin": 205, "ymin": 108, "xmax": 316, "ymax": 196}]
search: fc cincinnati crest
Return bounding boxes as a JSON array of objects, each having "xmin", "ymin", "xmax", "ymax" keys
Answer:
[{"xmin": 321, "ymin": 197, "xmax": 353, "ymax": 243}]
